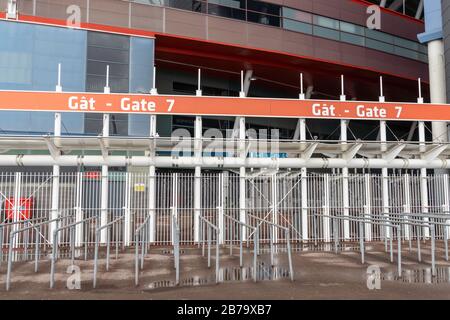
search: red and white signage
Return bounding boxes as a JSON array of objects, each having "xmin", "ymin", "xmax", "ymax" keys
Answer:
[{"xmin": 0, "ymin": 90, "xmax": 448, "ymax": 121}]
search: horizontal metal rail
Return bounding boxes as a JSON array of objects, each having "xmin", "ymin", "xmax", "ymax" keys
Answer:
[
  {"xmin": 50, "ymin": 216, "xmax": 99, "ymax": 288},
  {"xmin": 5, "ymin": 215, "xmax": 73, "ymax": 291},
  {"xmin": 134, "ymin": 213, "xmax": 152, "ymax": 286},
  {"xmin": 93, "ymin": 215, "xmax": 125, "ymax": 288},
  {"xmin": 247, "ymin": 214, "xmax": 294, "ymax": 282},
  {"xmin": 199, "ymin": 214, "xmax": 220, "ymax": 284}
]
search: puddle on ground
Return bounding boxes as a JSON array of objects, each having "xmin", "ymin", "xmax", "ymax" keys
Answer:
[
  {"xmin": 146, "ymin": 262, "xmax": 290, "ymax": 290},
  {"xmin": 382, "ymin": 267, "xmax": 450, "ymax": 284}
]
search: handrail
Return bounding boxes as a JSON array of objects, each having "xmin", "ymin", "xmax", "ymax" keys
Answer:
[
  {"xmin": 5, "ymin": 215, "xmax": 73, "ymax": 291},
  {"xmin": 134, "ymin": 213, "xmax": 152, "ymax": 286},
  {"xmin": 222, "ymin": 213, "xmax": 258, "ymax": 282},
  {"xmin": 246, "ymin": 213, "xmax": 294, "ymax": 282},
  {"xmin": 50, "ymin": 215, "xmax": 99, "ymax": 288},
  {"xmin": 93, "ymin": 215, "xmax": 125, "ymax": 288},
  {"xmin": 0, "ymin": 216, "xmax": 48, "ymax": 268},
  {"xmin": 199, "ymin": 214, "xmax": 220, "ymax": 284},
  {"xmin": 172, "ymin": 213, "xmax": 181, "ymax": 285}
]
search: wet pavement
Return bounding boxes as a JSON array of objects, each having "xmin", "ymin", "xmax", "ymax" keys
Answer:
[{"xmin": 0, "ymin": 242, "xmax": 450, "ymax": 299}]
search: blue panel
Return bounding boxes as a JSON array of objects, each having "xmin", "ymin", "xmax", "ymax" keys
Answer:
[
  {"xmin": 0, "ymin": 21, "xmax": 87, "ymax": 135},
  {"xmin": 418, "ymin": 0, "xmax": 443, "ymax": 43},
  {"xmin": 128, "ymin": 37, "xmax": 155, "ymax": 136}
]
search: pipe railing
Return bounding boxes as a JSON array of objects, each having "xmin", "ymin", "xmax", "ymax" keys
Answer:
[
  {"xmin": 134, "ymin": 213, "xmax": 152, "ymax": 286},
  {"xmin": 222, "ymin": 213, "xmax": 258, "ymax": 282},
  {"xmin": 246, "ymin": 214, "xmax": 294, "ymax": 282},
  {"xmin": 172, "ymin": 212, "xmax": 181, "ymax": 285},
  {"xmin": 5, "ymin": 215, "xmax": 73, "ymax": 291},
  {"xmin": 93, "ymin": 214, "xmax": 125, "ymax": 288},
  {"xmin": 0, "ymin": 216, "xmax": 48, "ymax": 267},
  {"xmin": 50, "ymin": 216, "xmax": 99, "ymax": 288},
  {"xmin": 199, "ymin": 214, "xmax": 220, "ymax": 284}
]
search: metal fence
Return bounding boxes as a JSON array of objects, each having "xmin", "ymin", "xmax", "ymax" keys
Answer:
[{"xmin": 1, "ymin": 170, "xmax": 450, "ymax": 250}]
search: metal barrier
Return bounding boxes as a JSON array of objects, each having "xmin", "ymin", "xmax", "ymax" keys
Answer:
[
  {"xmin": 134, "ymin": 213, "xmax": 152, "ymax": 286},
  {"xmin": 172, "ymin": 212, "xmax": 181, "ymax": 285},
  {"xmin": 93, "ymin": 214, "xmax": 125, "ymax": 288},
  {"xmin": 50, "ymin": 216, "xmax": 99, "ymax": 288},
  {"xmin": 0, "ymin": 217, "xmax": 47, "ymax": 267},
  {"xmin": 223, "ymin": 212, "xmax": 258, "ymax": 281},
  {"xmin": 247, "ymin": 214, "xmax": 294, "ymax": 282},
  {"xmin": 199, "ymin": 214, "xmax": 220, "ymax": 284},
  {"xmin": 5, "ymin": 215, "xmax": 72, "ymax": 291}
]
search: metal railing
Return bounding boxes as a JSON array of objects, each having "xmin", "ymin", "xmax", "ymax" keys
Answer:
[
  {"xmin": 93, "ymin": 214, "xmax": 125, "ymax": 288},
  {"xmin": 247, "ymin": 214, "xmax": 294, "ymax": 282},
  {"xmin": 223, "ymin": 213, "xmax": 258, "ymax": 282},
  {"xmin": 199, "ymin": 214, "xmax": 220, "ymax": 284},
  {"xmin": 172, "ymin": 212, "xmax": 181, "ymax": 285},
  {"xmin": 134, "ymin": 213, "xmax": 152, "ymax": 286},
  {"xmin": 5, "ymin": 215, "xmax": 73, "ymax": 291},
  {"xmin": 50, "ymin": 216, "xmax": 99, "ymax": 288}
]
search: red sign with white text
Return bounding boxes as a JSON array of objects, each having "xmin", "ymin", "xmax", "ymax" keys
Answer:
[{"xmin": 0, "ymin": 90, "xmax": 449, "ymax": 121}]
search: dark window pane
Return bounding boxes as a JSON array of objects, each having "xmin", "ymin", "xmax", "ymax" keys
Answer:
[
  {"xmin": 247, "ymin": 11, "xmax": 280, "ymax": 27},
  {"xmin": 87, "ymin": 46, "xmax": 129, "ymax": 64},
  {"xmin": 87, "ymin": 32, "xmax": 129, "ymax": 50},
  {"xmin": 247, "ymin": 0, "xmax": 280, "ymax": 16},
  {"xmin": 208, "ymin": 4, "xmax": 246, "ymax": 20}
]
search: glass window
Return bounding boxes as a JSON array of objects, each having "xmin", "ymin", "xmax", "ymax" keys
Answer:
[
  {"xmin": 394, "ymin": 46, "xmax": 419, "ymax": 60},
  {"xmin": 314, "ymin": 16, "xmax": 340, "ymax": 30},
  {"xmin": 247, "ymin": 0, "xmax": 280, "ymax": 16},
  {"xmin": 283, "ymin": 19, "xmax": 312, "ymax": 34},
  {"xmin": 208, "ymin": 3, "xmax": 246, "ymax": 20},
  {"xmin": 394, "ymin": 37, "xmax": 420, "ymax": 51},
  {"xmin": 282, "ymin": 7, "xmax": 312, "ymax": 23},
  {"xmin": 365, "ymin": 38, "xmax": 394, "ymax": 54},
  {"xmin": 365, "ymin": 29, "xmax": 394, "ymax": 44},
  {"xmin": 340, "ymin": 21, "xmax": 364, "ymax": 35},
  {"xmin": 313, "ymin": 25, "xmax": 340, "ymax": 41},
  {"xmin": 340, "ymin": 32, "xmax": 365, "ymax": 46},
  {"xmin": 208, "ymin": 0, "xmax": 245, "ymax": 9},
  {"xmin": 248, "ymin": 11, "xmax": 281, "ymax": 27}
]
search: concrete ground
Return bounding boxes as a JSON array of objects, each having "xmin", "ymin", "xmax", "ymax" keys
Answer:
[{"xmin": 0, "ymin": 242, "xmax": 450, "ymax": 300}]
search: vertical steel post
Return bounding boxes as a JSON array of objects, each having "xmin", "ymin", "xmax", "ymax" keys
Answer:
[
  {"xmin": 239, "ymin": 117, "xmax": 247, "ymax": 241},
  {"xmin": 364, "ymin": 174, "xmax": 372, "ymax": 241},
  {"xmin": 101, "ymin": 113, "xmax": 109, "ymax": 244},
  {"xmin": 380, "ymin": 120, "xmax": 391, "ymax": 243},
  {"xmin": 341, "ymin": 119, "xmax": 350, "ymax": 240},
  {"xmin": 123, "ymin": 172, "xmax": 131, "ymax": 246},
  {"xmin": 194, "ymin": 116, "xmax": 202, "ymax": 243},
  {"xmin": 323, "ymin": 174, "xmax": 331, "ymax": 242},
  {"xmin": 75, "ymin": 172, "xmax": 83, "ymax": 247},
  {"xmin": 299, "ymin": 119, "xmax": 309, "ymax": 242}
]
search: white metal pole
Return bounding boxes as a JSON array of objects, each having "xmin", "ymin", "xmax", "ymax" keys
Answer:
[
  {"xmin": 340, "ymin": 75, "xmax": 346, "ymax": 101},
  {"xmin": 100, "ymin": 113, "xmax": 109, "ymax": 243},
  {"xmin": 379, "ymin": 76, "xmax": 385, "ymax": 102},
  {"xmin": 196, "ymin": 68, "xmax": 202, "ymax": 96},
  {"xmin": 239, "ymin": 117, "xmax": 247, "ymax": 239},
  {"xmin": 364, "ymin": 174, "xmax": 372, "ymax": 241},
  {"xmin": 299, "ymin": 73, "xmax": 305, "ymax": 100},
  {"xmin": 50, "ymin": 63, "xmax": 62, "ymax": 243},
  {"xmin": 239, "ymin": 71, "xmax": 246, "ymax": 98},
  {"xmin": 194, "ymin": 116, "xmax": 202, "ymax": 243},
  {"xmin": 75, "ymin": 172, "xmax": 83, "ymax": 247},
  {"xmin": 150, "ymin": 66, "xmax": 158, "ymax": 95},
  {"xmin": 300, "ymin": 118, "xmax": 309, "ymax": 241},
  {"xmin": 341, "ymin": 119, "xmax": 350, "ymax": 240},
  {"xmin": 427, "ymin": 40, "xmax": 447, "ymax": 143},
  {"xmin": 323, "ymin": 174, "xmax": 331, "ymax": 242},
  {"xmin": 123, "ymin": 172, "xmax": 131, "ymax": 246},
  {"xmin": 149, "ymin": 114, "xmax": 157, "ymax": 243},
  {"xmin": 403, "ymin": 173, "xmax": 412, "ymax": 240}
]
